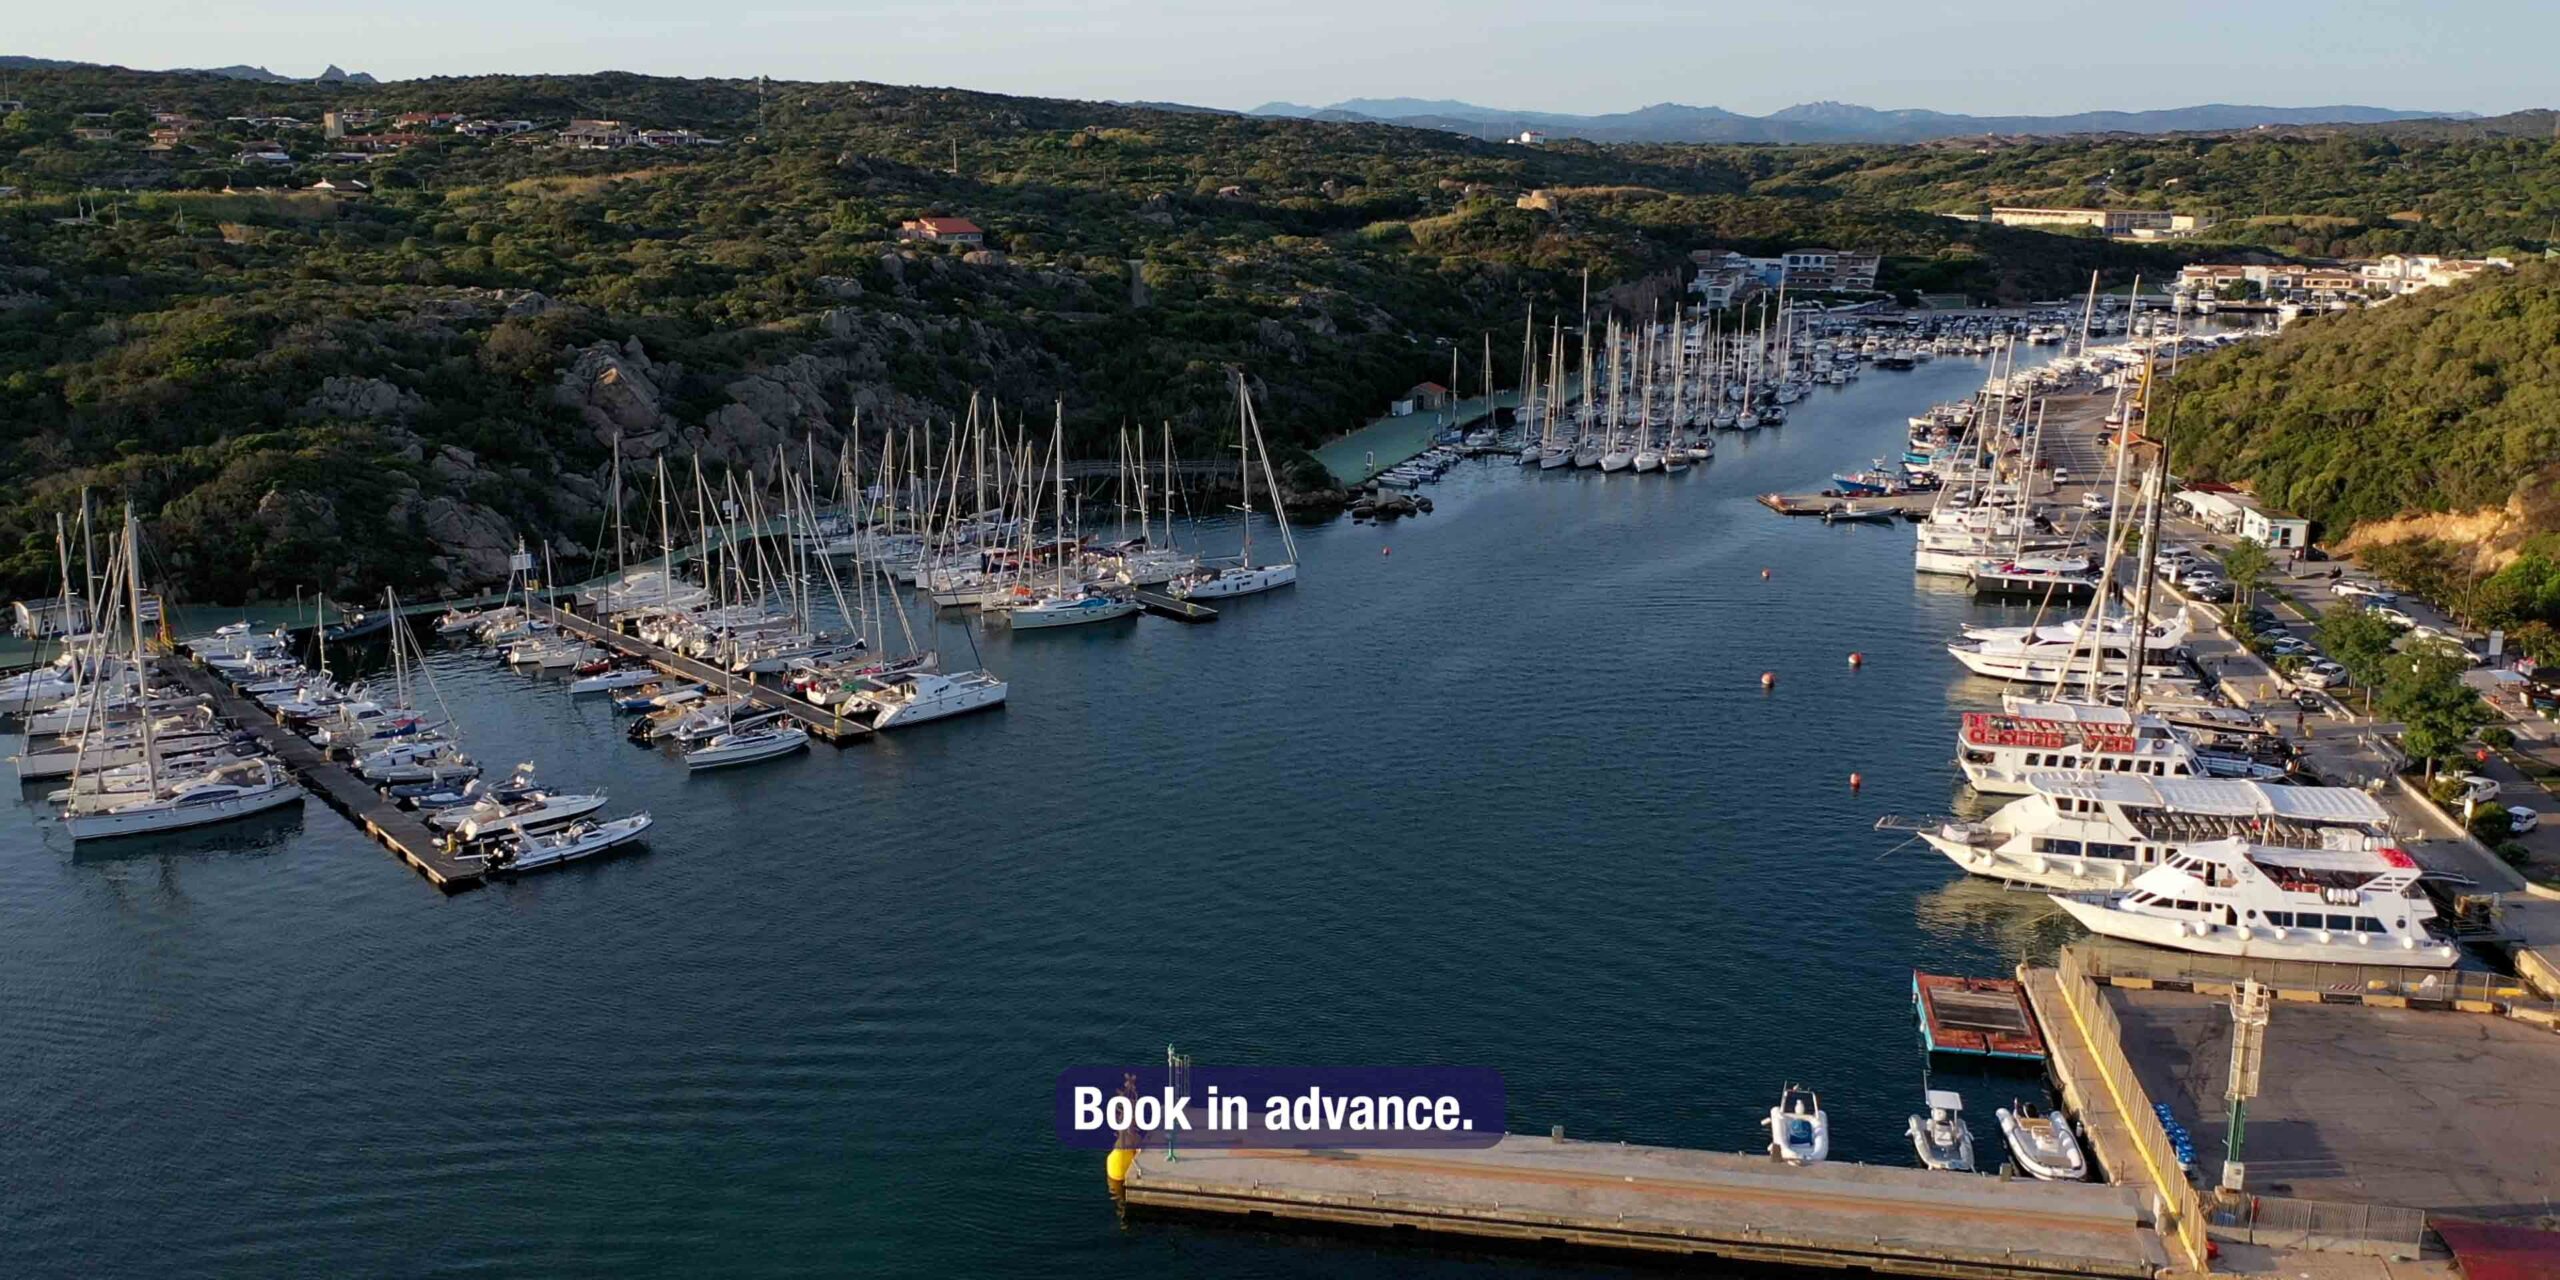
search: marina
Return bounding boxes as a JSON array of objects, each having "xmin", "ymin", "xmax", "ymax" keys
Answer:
[{"xmin": 8, "ymin": 305, "xmax": 2553, "ymax": 1279}]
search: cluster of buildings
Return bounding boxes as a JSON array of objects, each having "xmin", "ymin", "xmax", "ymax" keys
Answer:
[
  {"xmin": 2172, "ymin": 485, "xmax": 2311, "ymax": 551},
  {"xmin": 1979, "ymin": 206, "xmax": 2215, "ymax": 240},
  {"xmin": 1687, "ymin": 246, "xmax": 1882, "ymax": 306},
  {"xmin": 2175, "ymin": 254, "xmax": 2514, "ymax": 305},
  {"xmin": 556, "ymin": 119, "xmax": 722, "ymax": 150}
]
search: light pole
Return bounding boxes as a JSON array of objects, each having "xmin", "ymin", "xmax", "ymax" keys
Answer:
[{"xmin": 2221, "ymin": 978, "xmax": 2271, "ymax": 1196}]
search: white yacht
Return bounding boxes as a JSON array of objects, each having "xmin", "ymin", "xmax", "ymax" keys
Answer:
[
  {"xmin": 1007, "ymin": 591, "xmax": 1141, "ymax": 629},
  {"xmin": 1957, "ymin": 704, "xmax": 2201, "ymax": 794},
  {"xmin": 1172, "ymin": 562, "xmax": 1297, "ymax": 600},
  {"xmin": 685, "ymin": 724, "xmax": 809, "ymax": 771},
  {"xmin": 1948, "ymin": 613, "xmax": 2190, "ymax": 685},
  {"xmin": 2051, "ymin": 839, "xmax": 2460, "ymax": 968},
  {"xmin": 1173, "ymin": 374, "xmax": 1299, "ymax": 602},
  {"xmin": 852, "ymin": 670, "xmax": 1008, "ymax": 730},
  {"xmin": 1918, "ymin": 772, "xmax": 2394, "ymax": 892},
  {"xmin": 1997, "ymin": 1103, "xmax": 2088, "ymax": 1181},
  {"xmin": 568, "ymin": 667, "xmax": 662, "ymax": 695},
  {"xmin": 63, "ymin": 758, "xmax": 304, "ymax": 842},
  {"xmin": 436, "ymin": 789, "xmax": 611, "ymax": 840},
  {"xmin": 482, "ymin": 813, "xmax": 654, "ymax": 874}
]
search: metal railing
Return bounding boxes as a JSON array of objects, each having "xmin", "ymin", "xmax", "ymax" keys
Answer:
[
  {"xmin": 2054, "ymin": 947, "xmax": 2212, "ymax": 1273},
  {"xmin": 2074, "ymin": 943, "xmax": 2549, "ymax": 1010},
  {"xmin": 2209, "ymin": 1194, "xmax": 2429, "ymax": 1260}
]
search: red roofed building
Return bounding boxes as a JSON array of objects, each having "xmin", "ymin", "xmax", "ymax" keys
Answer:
[{"xmin": 898, "ymin": 217, "xmax": 985, "ymax": 246}]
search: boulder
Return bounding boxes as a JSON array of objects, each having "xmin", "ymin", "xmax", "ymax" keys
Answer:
[{"xmin": 302, "ymin": 374, "xmax": 421, "ymax": 422}]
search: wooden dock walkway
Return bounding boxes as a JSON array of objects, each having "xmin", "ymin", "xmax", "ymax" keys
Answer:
[
  {"xmin": 1120, "ymin": 1135, "xmax": 2166, "ymax": 1279},
  {"xmin": 536, "ymin": 604, "xmax": 873, "ymax": 744},
  {"xmin": 159, "ymin": 657, "xmax": 485, "ymax": 891},
  {"xmin": 1132, "ymin": 590, "xmax": 1217, "ymax": 623}
]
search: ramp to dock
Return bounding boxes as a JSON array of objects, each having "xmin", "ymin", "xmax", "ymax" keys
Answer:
[{"xmin": 1123, "ymin": 1135, "xmax": 2165, "ymax": 1280}]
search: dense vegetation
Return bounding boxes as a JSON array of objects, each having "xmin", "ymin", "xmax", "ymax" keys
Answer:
[
  {"xmin": 2, "ymin": 66, "xmax": 2555, "ymax": 603},
  {"xmin": 2154, "ymin": 259, "xmax": 2560, "ymax": 542}
]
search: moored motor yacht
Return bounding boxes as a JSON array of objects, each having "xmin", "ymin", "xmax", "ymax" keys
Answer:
[
  {"xmin": 850, "ymin": 669, "xmax": 1008, "ymax": 730},
  {"xmin": 1915, "ymin": 771, "xmax": 2394, "ymax": 892},
  {"xmin": 2049, "ymin": 838, "xmax": 2461, "ymax": 967},
  {"xmin": 481, "ymin": 813, "xmax": 654, "ymax": 874}
]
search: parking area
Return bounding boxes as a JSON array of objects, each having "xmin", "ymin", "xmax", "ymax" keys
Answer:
[{"xmin": 2106, "ymin": 987, "xmax": 2560, "ymax": 1222}]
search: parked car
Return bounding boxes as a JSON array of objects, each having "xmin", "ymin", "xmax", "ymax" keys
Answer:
[
  {"xmin": 2053, "ymin": 467, "xmax": 2072, "ymax": 485},
  {"xmin": 2297, "ymin": 662, "xmax": 2348, "ymax": 690},
  {"xmin": 2187, "ymin": 578, "xmax": 2235, "ymax": 603},
  {"xmin": 2269, "ymin": 636, "xmax": 2314, "ymax": 656},
  {"xmin": 2082, "ymin": 492, "xmax": 2110, "ymax": 513},
  {"xmin": 2511, "ymin": 806, "xmax": 2543, "ymax": 834},
  {"xmin": 2369, "ymin": 605, "xmax": 2417, "ymax": 629},
  {"xmin": 2333, "ymin": 580, "xmax": 2397, "ymax": 603},
  {"xmin": 2457, "ymin": 775, "xmax": 2501, "ymax": 805}
]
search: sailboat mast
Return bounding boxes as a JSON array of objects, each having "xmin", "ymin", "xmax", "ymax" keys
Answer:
[{"xmin": 123, "ymin": 504, "xmax": 157, "ymax": 798}]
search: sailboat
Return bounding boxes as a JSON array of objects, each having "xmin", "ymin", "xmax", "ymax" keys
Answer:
[
  {"xmin": 62, "ymin": 508, "xmax": 304, "ymax": 842},
  {"xmin": 1172, "ymin": 374, "xmax": 1299, "ymax": 601},
  {"xmin": 1010, "ymin": 405, "xmax": 1141, "ymax": 629}
]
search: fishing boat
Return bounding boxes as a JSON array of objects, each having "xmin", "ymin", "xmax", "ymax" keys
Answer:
[
  {"xmin": 1907, "ymin": 1090, "xmax": 1976, "ymax": 1172},
  {"xmin": 1997, "ymin": 1103, "xmax": 2088, "ymax": 1181},
  {"xmin": 685, "ymin": 724, "xmax": 809, "ymax": 771},
  {"xmin": 483, "ymin": 813, "xmax": 654, "ymax": 874},
  {"xmin": 1762, "ymin": 1084, "xmax": 1829, "ymax": 1165},
  {"xmin": 1916, "ymin": 772, "xmax": 2392, "ymax": 892},
  {"xmin": 2049, "ymin": 838, "xmax": 2461, "ymax": 967}
]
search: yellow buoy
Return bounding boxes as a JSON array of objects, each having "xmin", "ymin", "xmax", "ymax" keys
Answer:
[{"xmin": 1107, "ymin": 1146, "xmax": 1136, "ymax": 1187}]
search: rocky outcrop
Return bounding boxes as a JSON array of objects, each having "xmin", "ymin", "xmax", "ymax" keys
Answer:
[
  {"xmin": 553, "ymin": 338, "xmax": 677, "ymax": 452},
  {"xmin": 302, "ymin": 374, "xmax": 421, "ymax": 422},
  {"xmin": 416, "ymin": 495, "xmax": 520, "ymax": 585}
]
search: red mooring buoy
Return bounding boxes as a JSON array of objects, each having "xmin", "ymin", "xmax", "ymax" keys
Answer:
[
  {"xmin": 1850, "ymin": 772, "xmax": 1864, "ymax": 791},
  {"xmin": 1849, "ymin": 652, "xmax": 1865, "ymax": 668},
  {"xmin": 1761, "ymin": 671, "xmax": 1777, "ymax": 689},
  {"xmin": 1761, "ymin": 568, "xmax": 1772, "ymax": 581}
]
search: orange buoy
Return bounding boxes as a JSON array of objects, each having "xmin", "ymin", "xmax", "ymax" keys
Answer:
[
  {"xmin": 1761, "ymin": 568, "xmax": 1772, "ymax": 581},
  {"xmin": 1848, "ymin": 652, "xmax": 1864, "ymax": 668},
  {"xmin": 1761, "ymin": 671, "xmax": 1777, "ymax": 689},
  {"xmin": 1850, "ymin": 772, "xmax": 1864, "ymax": 791}
]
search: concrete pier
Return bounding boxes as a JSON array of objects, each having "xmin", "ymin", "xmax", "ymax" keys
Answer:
[
  {"xmin": 537, "ymin": 604, "xmax": 873, "ymax": 744},
  {"xmin": 1121, "ymin": 1136, "xmax": 2167, "ymax": 1279}
]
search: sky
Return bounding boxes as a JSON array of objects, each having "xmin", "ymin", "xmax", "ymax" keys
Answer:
[{"xmin": 10, "ymin": 0, "xmax": 2552, "ymax": 117}]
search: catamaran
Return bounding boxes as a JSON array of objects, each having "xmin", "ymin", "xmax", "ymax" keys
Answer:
[
  {"xmin": 2050, "ymin": 839, "xmax": 2461, "ymax": 968},
  {"xmin": 848, "ymin": 669, "xmax": 1008, "ymax": 730}
]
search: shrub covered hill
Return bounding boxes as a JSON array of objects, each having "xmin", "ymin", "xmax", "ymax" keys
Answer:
[
  {"xmin": 0, "ymin": 66, "xmax": 2346, "ymax": 602},
  {"xmin": 2156, "ymin": 258, "xmax": 2560, "ymax": 559}
]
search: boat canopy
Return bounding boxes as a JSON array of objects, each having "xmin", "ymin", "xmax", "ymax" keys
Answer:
[{"xmin": 2025, "ymin": 772, "xmax": 2390, "ymax": 826}]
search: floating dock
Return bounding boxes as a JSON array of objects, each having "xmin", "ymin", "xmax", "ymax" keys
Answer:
[
  {"xmin": 1915, "ymin": 972, "xmax": 2048, "ymax": 1061},
  {"xmin": 1133, "ymin": 590, "xmax": 1217, "ymax": 623},
  {"xmin": 1120, "ymin": 1136, "xmax": 2165, "ymax": 1280},
  {"xmin": 158, "ymin": 657, "xmax": 485, "ymax": 891},
  {"xmin": 538, "ymin": 604, "xmax": 873, "ymax": 744}
]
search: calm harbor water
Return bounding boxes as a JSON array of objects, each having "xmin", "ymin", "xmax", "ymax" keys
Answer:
[{"xmin": 3, "ymin": 351, "xmax": 2090, "ymax": 1278}]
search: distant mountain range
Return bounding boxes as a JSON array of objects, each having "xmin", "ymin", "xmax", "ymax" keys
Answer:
[
  {"xmin": 1245, "ymin": 97, "xmax": 2472, "ymax": 143},
  {"xmin": 0, "ymin": 54, "xmax": 376, "ymax": 84}
]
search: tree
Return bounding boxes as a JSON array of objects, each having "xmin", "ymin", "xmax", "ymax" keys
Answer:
[
  {"xmin": 2378, "ymin": 648, "xmax": 2492, "ymax": 778},
  {"xmin": 2222, "ymin": 536, "xmax": 2271, "ymax": 610},
  {"xmin": 2315, "ymin": 603, "xmax": 2399, "ymax": 689}
]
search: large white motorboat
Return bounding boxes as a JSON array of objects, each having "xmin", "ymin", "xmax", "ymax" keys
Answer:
[
  {"xmin": 684, "ymin": 725, "xmax": 809, "ymax": 771},
  {"xmin": 63, "ymin": 757, "xmax": 304, "ymax": 842},
  {"xmin": 1947, "ymin": 613, "xmax": 2191, "ymax": 684},
  {"xmin": 482, "ymin": 813, "xmax": 654, "ymax": 874},
  {"xmin": 2051, "ymin": 839, "xmax": 2461, "ymax": 968},
  {"xmin": 436, "ymin": 789, "xmax": 610, "ymax": 840},
  {"xmin": 852, "ymin": 670, "xmax": 1008, "ymax": 730},
  {"xmin": 1916, "ymin": 771, "xmax": 2394, "ymax": 892},
  {"xmin": 1957, "ymin": 702, "xmax": 2284, "ymax": 795}
]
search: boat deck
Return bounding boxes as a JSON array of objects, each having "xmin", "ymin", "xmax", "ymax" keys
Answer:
[
  {"xmin": 159, "ymin": 657, "xmax": 485, "ymax": 891},
  {"xmin": 539, "ymin": 605, "xmax": 873, "ymax": 744},
  {"xmin": 1120, "ymin": 1135, "xmax": 2165, "ymax": 1279},
  {"xmin": 1915, "ymin": 972, "xmax": 2048, "ymax": 1060}
]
